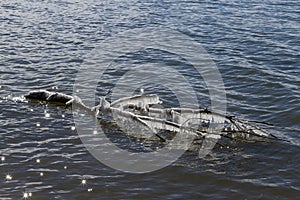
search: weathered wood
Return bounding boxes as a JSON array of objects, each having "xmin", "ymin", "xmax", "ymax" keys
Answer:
[{"xmin": 25, "ymin": 90, "xmax": 278, "ymax": 142}]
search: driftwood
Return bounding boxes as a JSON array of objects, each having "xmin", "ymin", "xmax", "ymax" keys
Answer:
[{"xmin": 25, "ymin": 90, "xmax": 280, "ymax": 145}]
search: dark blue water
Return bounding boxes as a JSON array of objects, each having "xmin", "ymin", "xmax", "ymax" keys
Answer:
[{"xmin": 1, "ymin": 0, "xmax": 299, "ymax": 199}]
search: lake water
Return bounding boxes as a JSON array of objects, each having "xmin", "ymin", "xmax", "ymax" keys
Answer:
[{"xmin": 1, "ymin": 0, "xmax": 299, "ymax": 199}]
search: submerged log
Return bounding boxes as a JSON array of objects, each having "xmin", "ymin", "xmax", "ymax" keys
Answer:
[{"xmin": 24, "ymin": 90, "xmax": 279, "ymax": 143}]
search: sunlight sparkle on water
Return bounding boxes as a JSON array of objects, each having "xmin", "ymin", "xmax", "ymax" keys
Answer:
[
  {"xmin": 1, "ymin": 156, "xmax": 5, "ymax": 162},
  {"xmin": 81, "ymin": 179, "xmax": 87, "ymax": 186},
  {"xmin": 5, "ymin": 174, "xmax": 12, "ymax": 181},
  {"xmin": 23, "ymin": 192, "xmax": 32, "ymax": 199},
  {"xmin": 23, "ymin": 192, "xmax": 28, "ymax": 199}
]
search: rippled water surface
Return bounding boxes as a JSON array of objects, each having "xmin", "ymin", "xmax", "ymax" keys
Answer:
[{"xmin": 1, "ymin": 0, "xmax": 299, "ymax": 199}]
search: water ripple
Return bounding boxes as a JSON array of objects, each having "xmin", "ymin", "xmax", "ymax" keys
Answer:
[{"xmin": 0, "ymin": 0, "xmax": 299, "ymax": 199}]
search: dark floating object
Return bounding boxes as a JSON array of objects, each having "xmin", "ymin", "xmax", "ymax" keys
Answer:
[
  {"xmin": 25, "ymin": 90, "xmax": 74, "ymax": 105},
  {"xmin": 25, "ymin": 90, "xmax": 284, "ymax": 145},
  {"xmin": 25, "ymin": 90, "xmax": 93, "ymax": 112}
]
